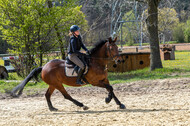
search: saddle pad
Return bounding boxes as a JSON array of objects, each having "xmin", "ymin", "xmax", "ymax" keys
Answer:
[{"xmin": 65, "ymin": 62, "xmax": 88, "ymax": 77}]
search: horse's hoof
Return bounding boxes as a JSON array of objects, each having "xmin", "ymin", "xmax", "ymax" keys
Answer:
[
  {"xmin": 10, "ymin": 93, "xmax": 18, "ymax": 98},
  {"xmin": 49, "ymin": 107, "xmax": 58, "ymax": 111},
  {"xmin": 105, "ymin": 97, "xmax": 111, "ymax": 104},
  {"xmin": 83, "ymin": 106, "xmax": 89, "ymax": 110},
  {"xmin": 119, "ymin": 104, "xmax": 126, "ymax": 109}
]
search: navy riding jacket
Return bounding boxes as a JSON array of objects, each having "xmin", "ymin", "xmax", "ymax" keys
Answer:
[{"xmin": 68, "ymin": 35, "xmax": 88, "ymax": 55}]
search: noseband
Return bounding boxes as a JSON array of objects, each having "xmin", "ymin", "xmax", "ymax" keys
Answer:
[{"xmin": 106, "ymin": 42, "xmax": 120, "ymax": 61}]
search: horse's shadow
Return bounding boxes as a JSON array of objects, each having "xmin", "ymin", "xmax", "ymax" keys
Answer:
[{"xmin": 40, "ymin": 108, "xmax": 189, "ymax": 115}]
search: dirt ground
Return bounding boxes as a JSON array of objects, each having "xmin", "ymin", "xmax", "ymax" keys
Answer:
[{"xmin": 0, "ymin": 78, "xmax": 190, "ymax": 126}]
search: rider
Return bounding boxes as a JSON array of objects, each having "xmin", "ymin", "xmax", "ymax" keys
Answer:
[{"xmin": 68, "ymin": 25, "xmax": 90, "ymax": 85}]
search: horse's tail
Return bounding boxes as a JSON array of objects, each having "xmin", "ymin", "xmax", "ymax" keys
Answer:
[{"xmin": 11, "ymin": 67, "xmax": 42, "ymax": 97}]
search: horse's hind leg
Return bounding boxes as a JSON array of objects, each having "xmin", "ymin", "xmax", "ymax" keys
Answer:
[
  {"xmin": 56, "ymin": 84, "xmax": 89, "ymax": 110},
  {"xmin": 45, "ymin": 85, "xmax": 58, "ymax": 111}
]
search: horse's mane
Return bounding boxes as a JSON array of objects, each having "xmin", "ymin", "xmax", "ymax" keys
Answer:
[{"xmin": 89, "ymin": 40, "xmax": 107, "ymax": 55}]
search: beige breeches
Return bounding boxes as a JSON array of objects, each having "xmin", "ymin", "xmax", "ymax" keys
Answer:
[{"xmin": 68, "ymin": 53, "xmax": 85, "ymax": 70}]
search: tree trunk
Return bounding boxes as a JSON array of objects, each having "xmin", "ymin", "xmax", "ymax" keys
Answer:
[
  {"xmin": 47, "ymin": 0, "xmax": 65, "ymax": 60},
  {"xmin": 146, "ymin": 0, "xmax": 163, "ymax": 71},
  {"xmin": 37, "ymin": 26, "xmax": 43, "ymax": 67},
  {"xmin": 39, "ymin": 45, "xmax": 43, "ymax": 67},
  {"xmin": 55, "ymin": 26, "xmax": 66, "ymax": 60}
]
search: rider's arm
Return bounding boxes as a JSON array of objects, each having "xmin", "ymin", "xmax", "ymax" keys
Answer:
[
  {"xmin": 81, "ymin": 43, "xmax": 88, "ymax": 52},
  {"xmin": 78, "ymin": 36, "xmax": 89, "ymax": 52}
]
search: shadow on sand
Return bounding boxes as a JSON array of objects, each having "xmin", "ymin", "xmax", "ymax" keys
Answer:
[{"xmin": 38, "ymin": 108, "xmax": 189, "ymax": 116}]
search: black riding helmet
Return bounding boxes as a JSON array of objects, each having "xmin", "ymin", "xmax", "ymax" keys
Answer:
[{"xmin": 70, "ymin": 25, "xmax": 80, "ymax": 32}]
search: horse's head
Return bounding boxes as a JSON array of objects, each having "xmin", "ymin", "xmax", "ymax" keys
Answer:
[{"xmin": 106, "ymin": 37, "xmax": 122, "ymax": 65}]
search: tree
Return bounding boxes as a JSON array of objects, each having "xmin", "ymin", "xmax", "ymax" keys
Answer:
[
  {"xmin": 158, "ymin": 8, "xmax": 179, "ymax": 40},
  {"xmin": 0, "ymin": 0, "xmax": 87, "ymax": 76},
  {"xmin": 136, "ymin": 0, "xmax": 163, "ymax": 70},
  {"xmin": 172, "ymin": 22, "xmax": 185, "ymax": 43},
  {"xmin": 184, "ymin": 19, "xmax": 190, "ymax": 42},
  {"xmin": 146, "ymin": 0, "xmax": 163, "ymax": 71},
  {"xmin": 47, "ymin": 0, "xmax": 88, "ymax": 59},
  {"xmin": 144, "ymin": 8, "xmax": 179, "ymax": 42},
  {"xmin": 174, "ymin": 0, "xmax": 190, "ymax": 22},
  {"xmin": 0, "ymin": 0, "xmax": 59, "ymax": 75},
  {"xmin": 122, "ymin": 10, "xmax": 139, "ymax": 45},
  {"xmin": 0, "ymin": 31, "xmax": 9, "ymax": 54},
  {"xmin": 79, "ymin": 0, "xmax": 134, "ymax": 43}
]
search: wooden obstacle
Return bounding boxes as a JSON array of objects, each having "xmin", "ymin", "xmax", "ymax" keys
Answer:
[
  {"xmin": 160, "ymin": 44, "xmax": 175, "ymax": 60},
  {"xmin": 108, "ymin": 52, "xmax": 150, "ymax": 72}
]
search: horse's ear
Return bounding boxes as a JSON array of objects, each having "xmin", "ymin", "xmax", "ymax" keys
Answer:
[
  {"xmin": 113, "ymin": 37, "xmax": 117, "ymax": 43},
  {"xmin": 108, "ymin": 37, "xmax": 112, "ymax": 43}
]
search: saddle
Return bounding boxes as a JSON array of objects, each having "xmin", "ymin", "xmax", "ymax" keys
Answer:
[{"xmin": 65, "ymin": 54, "xmax": 90, "ymax": 77}]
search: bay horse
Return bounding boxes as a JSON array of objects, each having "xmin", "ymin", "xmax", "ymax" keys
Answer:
[{"xmin": 11, "ymin": 37, "xmax": 126, "ymax": 111}]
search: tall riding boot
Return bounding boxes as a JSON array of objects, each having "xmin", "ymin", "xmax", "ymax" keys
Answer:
[{"xmin": 76, "ymin": 68, "xmax": 85, "ymax": 85}]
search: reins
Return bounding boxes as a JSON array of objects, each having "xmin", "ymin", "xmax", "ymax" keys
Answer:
[
  {"xmin": 88, "ymin": 42, "xmax": 120, "ymax": 61},
  {"xmin": 106, "ymin": 42, "xmax": 120, "ymax": 60}
]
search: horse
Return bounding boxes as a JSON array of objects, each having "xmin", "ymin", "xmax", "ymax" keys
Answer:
[{"xmin": 11, "ymin": 37, "xmax": 126, "ymax": 111}]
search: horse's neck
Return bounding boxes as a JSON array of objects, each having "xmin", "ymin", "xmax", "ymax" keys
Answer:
[{"xmin": 91, "ymin": 44, "xmax": 108, "ymax": 67}]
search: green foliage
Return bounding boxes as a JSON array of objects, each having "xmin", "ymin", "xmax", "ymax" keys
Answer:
[
  {"xmin": 184, "ymin": 19, "xmax": 190, "ymax": 42},
  {"xmin": 0, "ymin": 0, "xmax": 87, "ymax": 77},
  {"xmin": 55, "ymin": 4, "xmax": 88, "ymax": 44},
  {"xmin": 144, "ymin": 8, "xmax": 179, "ymax": 35},
  {"xmin": 173, "ymin": 0, "xmax": 190, "ymax": 22},
  {"xmin": 122, "ymin": 10, "xmax": 139, "ymax": 46},
  {"xmin": 0, "ymin": 0, "xmax": 57, "ymax": 75},
  {"xmin": 172, "ymin": 23, "xmax": 185, "ymax": 43},
  {"xmin": 158, "ymin": 8, "xmax": 179, "ymax": 33},
  {"xmin": 0, "ymin": 31, "xmax": 9, "ymax": 54},
  {"xmin": 7, "ymin": 72, "xmax": 23, "ymax": 80}
]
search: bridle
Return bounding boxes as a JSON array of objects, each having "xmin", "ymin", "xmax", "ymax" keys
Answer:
[
  {"xmin": 106, "ymin": 42, "xmax": 120, "ymax": 63},
  {"xmin": 87, "ymin": 41, "xmax": 121, "ymax": 63}
]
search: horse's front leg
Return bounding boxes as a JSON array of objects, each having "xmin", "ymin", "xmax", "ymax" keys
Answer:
[
  {"xmin": 105, "ymin": 91, "xmax": 113, "ymax": 104},
  {"xmin": 104, "ymin": 84, "xmax": 126, "ymax": 109}
]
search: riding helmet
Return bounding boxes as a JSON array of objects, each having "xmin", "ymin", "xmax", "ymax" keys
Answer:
[{"xmin": 70, "ymin": 25, "xmax": 80, "ymax": 32}]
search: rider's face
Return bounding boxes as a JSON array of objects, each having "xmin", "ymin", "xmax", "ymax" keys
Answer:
[{"xmin": 74, "ymin": 30, "xmax": 80, "ymax": 36}]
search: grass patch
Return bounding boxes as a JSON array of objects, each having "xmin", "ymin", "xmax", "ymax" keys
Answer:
[
  {"xmin": 109, "ymin": 51, "xmax": 190, "ymax": 84},
  {"xmin": 1, "ymin": 51, "xmax": 190, "ymax": 93},
  {"xmin": 121, "ymin": 41, "xmax": 180, "ymax": 47},
  {"xmin": 163, "ymin": 41, "xmax": 178, "ymax": 44},
  {"xmin": 122, "ymin": 43, "xmax": 150, "ymax": 46},
  {"xmin": 108, "ymin": 67, "xmax": 190, "ymax": 84},
  {"xmin": 0, "ymin": 80, "xmax": 48, "ymax": 93},
  {"xmin": 7, "ymin": 72, "xmax": 23, "ymax": 80},
  {"xmin": 0, "ymin": 81, "xmax": 17, "ymax": 93}
]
